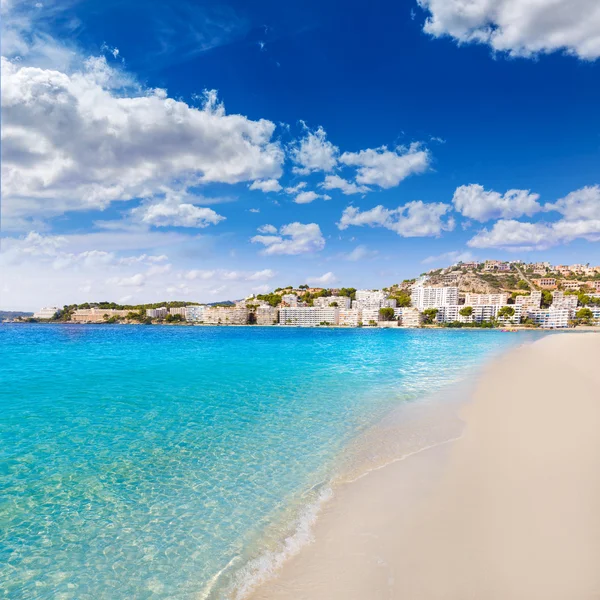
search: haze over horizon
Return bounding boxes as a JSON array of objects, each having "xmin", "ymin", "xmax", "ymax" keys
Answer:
[{"xmin": 2, "ymin": 0, "xmax": 599, "ymax": 311}]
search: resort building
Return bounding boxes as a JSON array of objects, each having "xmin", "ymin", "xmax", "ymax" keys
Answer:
[
  {"xmin": 146, "ymin": 307, "xmax": 168, "ymax": 319},
  {"xmin": 185, "ymin": 306, "xmax": 205, "ymax": 322},
  {"xmin": 279, "ymin": 307, "xmax": 339, "ymax": 326},
  {"xmin": 410, "ymin": 286, "xmax": 459, "ymax": 310},
  {"xmin": 338, "ymin": 308, "xmax": 362, "ymax": 327},
  {"xmin": 561, "ymin": 281, "xmax": 581, "ymax": 291},
  {"xmin": 437, "ymin": 304, "xmax": 521, "ymax": 325},
  {"xmin": 168, "ymin": 307, "xmax": 187, "ymax": 317},
  {"xmin": 71, "ymin": 308, "xmax": 131, "ymax": 323},
  {"xmin": 463, "ymin": 292, "xmax": 510, "ymax": 306},
  {"xmin": 515, "ymin": 291, "xmax": 542, "ymax": 309},
  {"xmin": 281, "ymin": 294, "xmax": 298, "ymax": 307},
  {"xmin": 254, "ymin": 306, "xmax": 279, "ymax": 325},
  {"xmin": 203, "ymin": 307, "xmax": 249, "ymax": 325},
  {"xmin": 355, "ymin": 290, "xmax": 388, "ymax": 309},
  {"xmin": 526, "ymin": 307, "xmax": 571, "ymax": 329},
  {"xmin": 537, "ymin": 278, "xmax": 557, "ymax": 289},
  {"xmin": 313, "ymin": 296, "xmax": 352, "ymax": 309},
  {"xmin": 551, "ymin": 291, "xmax": 578, "ymax": 310},
  {"xmin": 398, "ymin": 308, "xmax": 423, "ymax": 327},
  {"xmin": 361, "ymin": 308, "xmax": 381, "ymax": 325},
  {"xmin": 33, "ymin": 307, "xmax": 59, "ymax": 319}
]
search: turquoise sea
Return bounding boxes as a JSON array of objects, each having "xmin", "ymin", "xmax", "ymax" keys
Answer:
[{"xmin": 0, "ymin": 324, "xmax": 545, "ymax": 599}]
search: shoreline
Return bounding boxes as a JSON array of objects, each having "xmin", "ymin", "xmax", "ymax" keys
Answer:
[{"xmin": 247, "ymin": 333, "xmax": 600, "ymax": 600}]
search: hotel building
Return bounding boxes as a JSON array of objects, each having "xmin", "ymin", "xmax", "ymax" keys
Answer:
[
  {"xmin": 203, "ymin": 307, "xmax": 249, "ymax": 325},
  {"xmin": 410, "ymin": 286, "xmax": 459, "ymax": 310},
  {"xmin": 33, "ymin": 307, "xmax": 59, "ymax": 319},
  {"xmin": 463, "ymin": 292, "xmax": 510, "ymax": 306},
  {"xmin": 537, "ymin": 278, "xmax": 557, "ymax": 289},
  {"xmin": 255, "ymin": 306, "xmax": 279, "ymax": 325},
  {"xmin": 338, "ymin": 308, "xmax": 362, "ymax": 327},
  {"xmin": 168, "ymin": 307, "xmax": 187, "ymax": 317},
  {"xmin": 398, "ymin": 307, "xmax": 423, "ymax": 327},
  {"xmin": 551, "ymin": 291, "xmax": 578, "ymax": 310},
  {"xmin": 71, "ymin": 308, "xmax": 131, "ymax": 322},
  {"xmin": 355, "ymin": 290, "xmax": 388, "ymax": 309},
  {"xmin": 279, "ymin": 307, "xmax": 339, "ymax": 326},
  {"xmin": 515, "ymin": 291, "xmax": 542, "ymax": 309},
  {"xmin": 185, "ymin": 306, "xmax": 206, "ymax": 322},
  {"xmin": 146, "ymin": 307, "xmax": 168, "ymax": 319},
  {"xmin": 313, "ymin": 296, "xmax": 352, "ymax": 309},
  {"xmin": 526, "ymin": 307, "xmax": 571, "ymax": 329},
  {"xmin": 437, "ymin": 304, "xmax": 521, "ymax": 325}
]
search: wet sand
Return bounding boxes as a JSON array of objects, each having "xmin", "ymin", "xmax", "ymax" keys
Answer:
[{"xmin": 249, "ymin": 333, "xmax": 600, "ymax": 600}]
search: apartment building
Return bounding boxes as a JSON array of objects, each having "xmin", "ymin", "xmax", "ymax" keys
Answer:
[
  {"xmin": 168, "ymin": 307, "xmax": 187, "ymax": 317},
  {"xmin": 33, "ymin": 307, "xmax": 59, "ymax": 319},
  {"xmin": 410, "ymin": 286, "xmax": 459, "ymax": 310},
  {"xmin": 313, "ymin": 296, "xmax": 352, "ymax": 309},
  {"xmin": 146, "ymin": 307, "xmax": 168, "ymax": 318},
  {"xmin": 355, "ymin": 290, "xmax": 388, "ymax": 309},
  {"xmin": 591, "ymin": 307, "xmax": 600, "ymax": 323},
  {"xmin": 398, "ymin": 307, "xmax": 423, "ymax": 327},
  {"xmin": 463, "ymin": 292, "xmax": 509, "ymax": 306},
  {"xmin": 551, "ymin": 291, "xmax": 578, "ymax": 310},
  {"xmin": 484, "ymin": 260, "xmax": 510, "ymax": 272},
  {"xmin": 561, "ymin": 281, "xmax": 581, "ymax": 291},
  {"xmin": 185, "ymin": 306, "xmax": 205, "ymax": 322},
  {"xmin": 338, "ymin": 308, "xmax": 362, "ymax": 327},
  {"xmin": 203, "ymin": 307, "xmax": 249, "ymax": 325},
  {"xmin": 72, "ymin": 308, "xmax": 131, "ymax": 322},
  {"xmin": 255, "ymin": 306, "xmax": 279, "ymax": 325},
  {"xmin": 281, "ymin": 294, "xmax": 298, "ymax": 307},
  {"xmin": 279, "ymin": 307, "xmax": 338, "ymax": 326},
  {"xmin": 526, "ymin": 307, "xmax": 571, "ymax": 328},
  {"xmin": 361, "ymin": 308, "xmax": 381, "ymax": 325},
  {"xmin": 537, "ymin": 278, "xmax": 557, "ymax": 289},
  {"xmin": 437, "ymin": 304, "xmax": 521, "ymax": 325},
  {"xmin": 515, "ymin": 291, "xmax": 542, "ymax": 309}
]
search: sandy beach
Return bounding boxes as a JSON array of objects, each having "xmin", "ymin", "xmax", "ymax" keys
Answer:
[{"xmin": 249, "ymin": 333, "xmax": 600, "ymax": 600}]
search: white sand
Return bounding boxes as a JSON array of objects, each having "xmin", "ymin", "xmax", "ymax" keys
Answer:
[{"xmin": 249, "ymin": 333, "xmax": 600, "ymax": 600}]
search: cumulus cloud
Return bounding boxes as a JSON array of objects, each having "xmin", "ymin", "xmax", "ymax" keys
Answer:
[
  {"xmin": 1, "ymin": 56, "xmax": 283, "ymax": 224},
  {"xmin": 307, "ymin": 272, "xmax": 336, "ymax": 285},
  {"xmin": 339, "ymin": 144, "xmax": 430, "ymax": 189},
  {"xmin": 320, "ymin": 174, "xmax": 369, "ymax": 195},
  {"xmin": 338, "ymin": 201, "xmax": 455, "ymax": 237},
  {"xmin": 468, "ymin": 218, "xmax": 600, "ymax": 250},
  {"xmin": 418, "ymin": 0, "xmax": 600, "ymax": 60},
  {"xmin": 343, "ymin": 245, "xmax": 377, "ymax": 261},
  {"xmin": 249, "ymin": 179, "xmax": 282, "ymax": 193},
  {"xmin": 257, "ymin": 224, "xmax": 278, "ymax": 234},
  {"xmin": 107, "ymin": 273, "xmax": 146, "ymax": 287},
  {"xmin": 290, "ymin": 125, "xmax": 339, "ymax": 174},
  {"xmin": 422, "ymin": 250, "xmax": 476, "ymax": 265},
  {"xmin": 545, "ymin": 185, "xmax": 600, "ymax": 220},
  {"xmin": 452, "ymin": 184, "xmax": 542, "ymax": 222},
  {"xmin": 294, "ymin": 191, "xmax": 331, "ymax": 204},
  {"xmin": 251, "ymin": 222, "xmax": 325, "ymax": 255},
  {"xmin": 284, "ymin": 181, "xmax": 307, "ymax": 194},
  {"xmin": 132, "ymin": 199, "xmax": 225, "ymax": 228}
]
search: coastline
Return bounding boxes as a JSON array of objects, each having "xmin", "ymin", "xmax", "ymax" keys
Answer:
[{"xmin": 247, "ymin": 333, "xmax": 600, "ymax": 600}]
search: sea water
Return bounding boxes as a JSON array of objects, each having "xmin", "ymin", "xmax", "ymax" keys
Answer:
[{"xmin": 0, "ymin": 324, "xmax": 545, "ymax": 598}]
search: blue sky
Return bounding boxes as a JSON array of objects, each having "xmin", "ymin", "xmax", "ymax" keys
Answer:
[{"xmin": 2, "ymin": 0, "xmax": 600, "ymax": 309}]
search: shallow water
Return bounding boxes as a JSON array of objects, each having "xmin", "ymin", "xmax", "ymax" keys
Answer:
[{"xmin": 0, "ymin": 324, "xmax": 545, "ymax": 598}]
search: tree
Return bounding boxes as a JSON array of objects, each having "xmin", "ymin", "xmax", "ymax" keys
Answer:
[
  {"xmin": 498, "ymin": 306, "xmax": 515, "ymax": 320},
  {"xmin": 329, "ymin": 302, "xmax": 339, "ymax": 307},
  {"xmin": 540, "ymin": 290, "xmax": 553, "ymax": 308},
  {"xmin": 575, "ymin": 307, "xmax": 594, "ymax": 325},
  {"xmin": 459, "ymin": 306, "xmax": 473, "ymax": 317},
  {"xmin": 379, "ymin": 307, "xmax": 395, "ymax": 321},
  {"xmin": 390, "ymin": 291, "xmax": 411, "ymax": 307},
  {"xmin": 422, "ymin": 308, "xmax": 438, "ymax": 324},
  {"xmin": 517, "ymin": 280, "xmax": 530, "ymax": 290},
  {"xmin": 298, "ymin": 284, "xmax": 309, "ymax": 289}
]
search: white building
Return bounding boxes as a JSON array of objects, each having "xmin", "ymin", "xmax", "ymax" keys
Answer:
[
  {"xmin": 355, "ymin": 290, "xmax": 388, "ymax": 309},
  {"xmin": 410, "ymin": 286, "xmax": 459, "ymax": 310},
  {"xmin": 185, "ymin": 306, "xmax": 206, "ymax": 322},
  {"xmin": 281, "ymin": 294, "xmax": 298, "ymax": 307},
  {"xmin": 464, "ymin": 292, "xmax": 509, "ymax": 306},
  {"xmin": 146, "ymin": 307, "xmax": 168, "ymax": 318},
  {"xmin": 398, "ymin": 307, "xmax": 422, "ymax": 327},
  {"xmin": 279, "ymin": 307, "xmax": 339, "ymax": 326},
  {"xmin": 551, "ymin": 291, "xmax": 578, "ymax": 310},
  {"xmin": 361, "ymin": 308, "xmax": 381, "ymax": 325},
  {"xmin": 255, "ymin": 306, "xmax": 279, "ymax": 325},
  {"xmin": 203, "ymin": 306, "xmax": 249, "ymax": 325},
  {"xmin": 168, "ymin": 307, "xmax": 187, "ymax": 317},
  {"xmin": 338, "ymin": 308, "xmax": 362, "ymax": 327},
  {"xmin": 591, "ymin": 307, "xmax": 600, "ymax": 324},
  {"xmin": 437, "ymin": 304, "xmax": 521, "ymax": 325},
  {"xmin": 314, "ymin": 296, "xmax": 352, "ymax": 309},
  {"xmin": 33, "ymin": 307, "xmax": 59, "ymax": 319},
  {"xmin": 526, "ymin": 307, "xmax": 571, "ymax": 328},
  {"xmin": 515, "ymin": 291, "xmax": 542, "ymax": 309}
]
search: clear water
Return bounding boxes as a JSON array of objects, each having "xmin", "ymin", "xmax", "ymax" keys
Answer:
[{"xmin": 0, "ymin": 324, "xmax": 546, "ymax": 599}]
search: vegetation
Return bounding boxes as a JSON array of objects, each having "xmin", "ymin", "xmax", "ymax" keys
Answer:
[
  {"xmin": 256, "ymin": 293, "xmax": 283, "ymax": 307},
  {"xmin": 379, "ymin": 307, "xmax": 396, "ymax": 321},
  {"xmin": 388, "ymin": 291, "xmax": 411, "ymax": 307},
  {"xmin": 498, "ymin": 306, "xmax": 515, "ymax": 319},
  {"xmin": 422, "ymin": 308, "xmax": 439, "ymax": 324},
  {"xmin": 540, "ymin": 290, "xmax": 553, "ymax": 308},
  {"xmin": 517, "ymin": 280, "xmax": 530, "ymax": 290},
  {"xmin": 575, "ymin": 307, "xmax": 594, "ymax": 325},
  {"xmin": 459, "ymin": 306, "xmax": 473, "ymax": 317}
]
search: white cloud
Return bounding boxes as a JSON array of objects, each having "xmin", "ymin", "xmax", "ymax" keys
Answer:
[
  {"xmin": 467, "ymin": 217, "xmax": 600, "ymax": 250},
  {"xmin": 290, "ymin": 125, "xmax": 339, "ymax": 174},
  {"xmin": 307, "ymin": 272, "xmax": 336, "ymax": 285},
  {"xmin": 343, "ymin": 245, "xmax": 376, "ymax": 261},
  {"xmin": 339, "ymin": 144, "xmax": 430, "ymax": 189},
  {"xmin": 452, "ymin": 184, "xmax": 542, "ymax": 222},
  {"xmin": 294, "ymin": 191, "xmax": 331, "ymax": 204},
  {"xmin": 245, "ymin": 269, "xmax": 276, "ymax": 281},
  {"xmin": 257, "ymin": 224, "xmax": 278, "ymax": 234},
  {"xmin": 418, "ymin": 0, "xmax": 600, "ymax": 60},
  {"xmin": 251, "ymin": 222, "xmax": 325, "ymax": 255},
  {"xmin": 107, "ymin": 273, "xmax": 146, "ymax": 287},
  {"xmin": 284, "ymin": 181, "xmax": 307, "ymax": 194},
  {"xmin": 320, "ymin": 174, "xmax": 369, "ymax": 195},
  {"xmin": 249, "ymin": 179, "xmax": 282, "ymax": 193},
  {"xmin": 545, "ymin": 185, "xmax": 600, "ymax": 220},
  {"xmin": 132, "ymin": 199, "xmax": 225, "ymax": 228},
  {"xmin": 2, "ymin": 56, "xmax": 283, "ymax": 224},
  {"xmin": 338, "ymin": 201, "xmax": 454, "ymax": 237}
]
